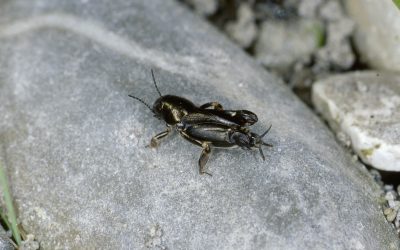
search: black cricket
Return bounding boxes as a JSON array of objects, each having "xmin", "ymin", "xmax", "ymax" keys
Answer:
[{"xmin": 129, "ymin": 70, "xmax": 273, "ymax": 176}]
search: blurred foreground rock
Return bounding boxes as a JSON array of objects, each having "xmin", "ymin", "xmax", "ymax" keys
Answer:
[{"xmin": 0, "ymin": 0, "xmax": 399, "ymax": 249}]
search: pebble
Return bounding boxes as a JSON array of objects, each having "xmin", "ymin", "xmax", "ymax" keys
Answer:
[
  {"xmin": 345, "ymin": 0, "xmax": 400, "ymax": 71},
  {"xmin": 185, "ymin": 0, "xmax": 218, "ymax": 16},
  {"xmin": 386, "ymin": 209, "xmax": 398, "ymax": 223},
  {"xmin": 225, "ymin": 3, "xmax": 257, "ymax": 48},
  {"xmin": 20, "ymin": 234, "xmax": 39, "ymax": 250},
  {"xmin": 255, "ymin": 19, "xmax": 320, "ymax": 72}
]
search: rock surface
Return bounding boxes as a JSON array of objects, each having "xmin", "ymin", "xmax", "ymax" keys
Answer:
[
  {"xmin": 345, "ymin": 0, "xmax": 400, "ymax": 72},
  {"xmin": 0, "ymin": 0, "xmax": 399, "ymax": 249},
  {"xmin": 312, "ymin": 71, "xmax": 400, "ymax": 171}
]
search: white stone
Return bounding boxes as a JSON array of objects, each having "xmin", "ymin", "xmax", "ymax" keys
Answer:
[
  {"xmin": 186, "ymin": 0, "xmax": 218, "ymax": 16},
  {"xmin": 312, "ymin": 71, "xmax": 400, "ymax": 171},
  {"xmin": 255, "ymin": 19, "xmax": 321, "ymax": 70},
  {"xmin": 225, "ymin": 3, "xmax": 257, "ymax": 48},
  {"xmin": 345, "ymin": 0, "xmax": 400, "ymax": 72}
]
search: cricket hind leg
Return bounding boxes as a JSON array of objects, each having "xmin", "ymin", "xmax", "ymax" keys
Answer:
[
  {"xmin": 147, "ymin": 126, "xmax": 172, "ymax": 148},
  {"xmin": 200, "ymin": 102, "xmax": 223, "ymax": 110},
  {"xmin": 199, "ymin": 142, "xmax": 213, "ymax": 176},
  {"xmin": 179, "ymin": 124, "xmax": 230, "ymax": 176}
]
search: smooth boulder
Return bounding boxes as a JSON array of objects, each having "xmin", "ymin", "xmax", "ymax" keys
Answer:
[{"xmin": 0, "ymin": 0, "xmax": 398, "ymax": 249}]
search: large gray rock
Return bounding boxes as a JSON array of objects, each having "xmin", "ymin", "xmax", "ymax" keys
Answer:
[{"xmin": 0, "ymin": 0, "xmax": 398, "ymax": 249}]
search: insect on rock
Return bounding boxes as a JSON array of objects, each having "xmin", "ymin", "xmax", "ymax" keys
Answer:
[{"xmin": 129, "ymin": 70, "xmax": 273, "ymax": 176}]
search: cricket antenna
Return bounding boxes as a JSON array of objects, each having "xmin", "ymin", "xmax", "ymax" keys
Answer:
[
  {"xmin": 260, "ymin": 124, "xmax": 272, "ymax": 138},
  {"xmin": 128, "ymin": 95, "xmax": 155, "ymax": 114},
  {"xmin": 151, "ymin": 69, "xmax": 162, "ymax": 97},
  {"xmin": 261, "ymin": 124, "xmax": 273, "ymax": 147}
]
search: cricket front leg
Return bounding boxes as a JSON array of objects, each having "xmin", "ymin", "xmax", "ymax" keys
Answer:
[
  {"xmin": 199, "ymin": 142, "xmax": 212, "ymax": 176},
  {"xmin": 148, "ymin": 126, "xmax": 172, "ymax": 148}
]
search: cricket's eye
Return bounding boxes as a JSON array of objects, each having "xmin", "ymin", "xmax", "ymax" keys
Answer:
[
  {"xmin": 250, "ymin": 135, "xmax": 259, "ymax": 145},
  {"xmin": 153, "ymin": 102, "xmax": 163, "ymax": 113}
]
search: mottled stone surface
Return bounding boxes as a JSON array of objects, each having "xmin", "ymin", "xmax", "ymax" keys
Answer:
[
  {"xmin": 345, "ymin": 0, "xmax": 400, "ymax": 71},
  {"xmin": 0, "ymin": 0, "xmax": 399, "ymax": 249},
  {"xmin": 312, "ymin": 71, "xmax": 400, "ymax": 171}
]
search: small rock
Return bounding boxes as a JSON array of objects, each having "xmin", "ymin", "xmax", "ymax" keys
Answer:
[
  {"xmin": 225, "ymin": 3, "xmax": 257, "ymax": 48},
  {"xmin": 298, "ymin": 0, "xmax": 323, "ymax": 18},
  {"xmin": 389, "ymin": 200, "xmax": 400, "ymax": 210},
  {"xmin": 314, "ymin": 20, "xmax": 354, "ymax": 71},
  {"xmin": 385, "ymin": 207, "xmax": 394, "ymax": 216},
  {"xmin": 314, "ymin": 40, "xmax": 354, "ymax": 71},
  {"xmin": 313, "ymin": 0, "xmax": 355, "ymax": 72},
  {"xmin": 393, "ymin": 202, "xmax": 400, "ymax": 211},
  {"xmin": 386, "ymin": 191, "xmax": 398, "ymax": 208},
  {"xmin": 336, "ymin": 131, "xmax": 351, "ymax": 147},
  {"xmin": 345, "ymin": 0, "xmax": 400, "ymax": 71},
  {"xmin": 385, "ymin": 189, "xmax": 400, "ymax": 211},
  {"xmin": 386, "ymin": 209, "xmax": 398, "ymax": 223},
  {"xmin": 312, "ymin": 71, "xmax": 400, "ymax": 171},
  {"xmin": 185, "ymin": 0, "xmax": 218, "ymax": 16},
  {"xmin": 255, "ymin": 19, "xmax": 321, "ymax": 72},
  {"xmin": 20, "ymin": 234, "xmax": 39, "ymax": 250},
  {"xmin": 319, "ymin": 0, "xmax": 343, "ymax": 21},
  {"xmin": 0, "ymin": 226, "xmax": 13, "ymax": 250}
]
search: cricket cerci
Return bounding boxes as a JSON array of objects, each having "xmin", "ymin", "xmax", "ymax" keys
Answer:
[{"xmin": 129, "ymin": 70, "xmax": 272, "ymax": 176}]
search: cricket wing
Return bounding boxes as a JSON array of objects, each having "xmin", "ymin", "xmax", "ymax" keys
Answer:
[
  {"xmin": 181, "ymin": 109, "xmax": 258, "ymax": 128},
  {"xmin": 206, "ymin": 109, "xmax": 258, "ymax": 126}
]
